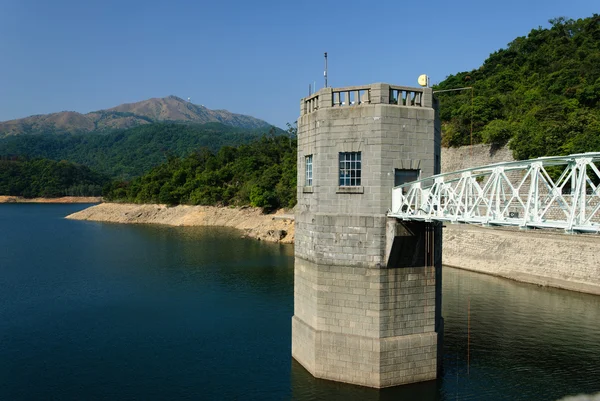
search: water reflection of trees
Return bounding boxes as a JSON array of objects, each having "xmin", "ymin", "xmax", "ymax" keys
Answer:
[{"xmin": 117, "ymin": 224, "xmax": 295, "ymax": 301}]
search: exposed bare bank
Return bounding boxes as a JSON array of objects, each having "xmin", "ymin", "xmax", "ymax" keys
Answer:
[
  {"xmin": 0, "ymin": 196, "xmax": 102, "ymax": 203},
  {"xmin": 66, "ymin": 203, "xmax": 294, "ymax": 244}
]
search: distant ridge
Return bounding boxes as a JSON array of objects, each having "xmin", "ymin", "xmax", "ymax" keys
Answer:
[{"xmin": 0, "ymin": 96, "xmax": 272, "ymax": 137}]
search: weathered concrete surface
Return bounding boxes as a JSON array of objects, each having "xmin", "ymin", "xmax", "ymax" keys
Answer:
[
  {"xmin": 441, "ymin": 143, "xmax": 514, "ymax": 173},
  {"xmin": 293, "ymin": 83, "xmax": 442, "ymax": 388},
  {"xmin": 443, "ymin": 224, "xmax": 600, "ymax": 295},
  {"xmin": 292, "ymin": 258, "xmax": 439, "ymax": 387}
]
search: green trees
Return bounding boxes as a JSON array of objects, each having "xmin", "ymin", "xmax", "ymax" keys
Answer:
[
  {"xmin": 103, "ymin": 132, "xmax": 298, "ymax": 210},
  {"xmin": 0, "ymin": 157, "xmax": 109, "ymax": 198},
  {"xmin": 0, "ymin": 122, "xmax": 283, "ymax": 179},
  {"xmin": 435, "ymin": 14, "xmax": 600, "ymax": 159}
]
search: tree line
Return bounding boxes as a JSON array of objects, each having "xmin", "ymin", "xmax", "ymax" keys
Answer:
[
  {"xmin": 435, "ymin": 15, "xmax": 600, "ymax": 160},
  {"xmin": 0, "ymin": 157, "xmax": 109, "ymax": 198},
  {"xmin": 0, "ymin": 122, "xmax": 283, "ymax": 180},
  {"xmin": 103, "ymin": 131, "xmax": 297, "ymax": 210}
]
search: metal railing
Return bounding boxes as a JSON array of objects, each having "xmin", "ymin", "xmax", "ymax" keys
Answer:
[{"xmin": 389, "ymin": 152, "xmax": 600, "ymax": 233}]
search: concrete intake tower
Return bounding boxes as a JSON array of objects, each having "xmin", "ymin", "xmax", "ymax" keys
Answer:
[{"xmin": 292, "ymin": 83, "xmax": 443, "ymax": 388}]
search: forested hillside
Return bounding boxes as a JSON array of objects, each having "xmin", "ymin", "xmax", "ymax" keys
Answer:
[
  {"xmin": 103, "ymin": 134, "xmax": 296, "ymax": 210},
  {"xmin": 0, "ymin": 122, "xmax": 282, "ymax": 179},
  {"xmin": 436, "ymin": 15, "xmax": 600, "ymax": 159},
  {"xmin": 0, "ymin": 157, "xmax": 108, "ymax": 198}
]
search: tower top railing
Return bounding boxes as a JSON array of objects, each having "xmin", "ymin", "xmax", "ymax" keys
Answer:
[{"xmin": 300, "ymin": 83, "xmax": 433, "ymax": 116}]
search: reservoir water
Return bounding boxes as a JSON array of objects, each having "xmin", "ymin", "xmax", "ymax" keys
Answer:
[{"xmin": 1, "ymin": 204, "xmax": 599, "ymax": 400}]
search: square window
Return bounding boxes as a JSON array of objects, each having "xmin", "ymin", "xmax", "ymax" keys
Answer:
[{"xmin": 339, "ymin": 152, "xmax": 362, "ymax": 187}]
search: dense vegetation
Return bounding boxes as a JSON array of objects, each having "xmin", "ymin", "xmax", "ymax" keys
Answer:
[
  {"xmin": 0, "ymin": 122, "xmax": 283, "ymax": 179},
  {"xmin": 0, "ymin": 157, "xmax": 108, "ymax": 198},
  {"xmin": 435, "ymin": 15, "xmax": 600, "ymax": 159},
  {"xmin": 103, "ymin": 132, "xmax": 296, "ymax": 209}
]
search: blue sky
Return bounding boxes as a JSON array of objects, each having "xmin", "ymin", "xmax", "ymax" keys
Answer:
[{"xmin": 0, "ymin": 0, "xmax": 597, "ymax": 128}]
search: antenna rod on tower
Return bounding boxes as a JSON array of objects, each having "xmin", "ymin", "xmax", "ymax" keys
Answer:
[{"xmin": 324, "ymin": 52, "xmax": 328, "ymax": 88}]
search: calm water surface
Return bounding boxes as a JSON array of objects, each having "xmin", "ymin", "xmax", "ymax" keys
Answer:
[{"xmin": 0, "ymin": 204, "xmax": 599, "ymax": 400}]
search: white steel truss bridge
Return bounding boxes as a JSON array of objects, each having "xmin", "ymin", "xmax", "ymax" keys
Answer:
[{"xmin": 389, "ymin": 152, "xmax": 600, "ymax": 234}]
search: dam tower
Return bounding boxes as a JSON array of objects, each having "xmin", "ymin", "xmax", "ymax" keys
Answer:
[{"xmin": 292, "ymin": 83, "xmax": 443, "ymax": 388}]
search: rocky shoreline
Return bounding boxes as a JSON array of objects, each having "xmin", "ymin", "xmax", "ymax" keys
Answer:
[{"xmin": 66, "ymin": 203, "xmax": 295, "ymax": 244}]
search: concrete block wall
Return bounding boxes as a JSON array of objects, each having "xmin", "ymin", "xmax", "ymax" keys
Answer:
[
  {"xmin": 294, "ymin": 214, "xmax": 388, "ymax": 268},
  {"xmin": 292, "ymin": 83, "xmax": 442, "ymax": 388},
  {"xmin": 297, "ymin": 84, "xmax": 437, "ymax": 219},
  {"xmin": 292, "ymin": 258, "xmax": 438, "ymax": 387},
  {"xmin": 444, "ymin": 223, "xmax": 600, "ymax": 295},
  {"xmin": 441, "ymin": 143, "xmax": 514, "ymax": 174}
]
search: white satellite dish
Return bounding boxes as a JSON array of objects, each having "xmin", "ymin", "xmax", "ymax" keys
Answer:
[
  {"xmin": 418, "ymin": 74, "xmax": 429, "ymax": 87},
  {"xmin": 187, "ymin": 97, "xmax": 191, "ymax": 102}
]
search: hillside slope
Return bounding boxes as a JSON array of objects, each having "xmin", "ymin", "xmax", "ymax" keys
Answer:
[
  {"xmin": 436, "ymin": 15, "xmax": 600, "ymax": 159},
  {"xmin": 0, "ymin": 157, "xmax": 108, "ymax": 198},
  {"xmin": 0, "ymin": 122, "xmax": 283, "ymax": 179},
  {"xmin": 0, "ymin": 96, "xmax": 271, "ymax": 137}
]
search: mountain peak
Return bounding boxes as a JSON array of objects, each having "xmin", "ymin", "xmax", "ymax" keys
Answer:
[
  {"xmin": 0, "ymin": 97, "xmax": 272, "ymax": 137},
  {"xmin": 165, "ymin": 95, "xmax": 185, "ymax": 101}
]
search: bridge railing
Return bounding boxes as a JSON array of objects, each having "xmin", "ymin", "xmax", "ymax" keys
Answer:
[{"xmin": 389, "ymin": 152, "xmax": 600, "ymax": 233}]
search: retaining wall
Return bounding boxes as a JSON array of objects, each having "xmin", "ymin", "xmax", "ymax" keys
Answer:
[
  {"xmin": 441, "ymin": 143, "xmax": 514, "ymax": 172},
  {"xmin": 443, "ymin": 224, "xmax": 600, "ymax": 295}
]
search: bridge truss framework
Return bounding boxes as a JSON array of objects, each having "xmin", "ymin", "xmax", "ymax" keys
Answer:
[{"xmin": 389, "ymin": 152, "xmax": 600, "ymax": 234}]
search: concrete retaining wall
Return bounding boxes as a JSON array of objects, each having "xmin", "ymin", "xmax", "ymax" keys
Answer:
[
  {"xmin": 441, "ymin": 143, "xmax": 514, "ymax": 173},
  {"xmin": 443, "ymin": 224, "xmax": 600, "ymax": 295}
]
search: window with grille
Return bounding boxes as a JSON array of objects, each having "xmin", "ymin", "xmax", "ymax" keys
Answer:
[
  {"xmin": 339, "ymin": 152, "xmax": 361, "ymax": 186},
  {"xmin": 305, "ymin": 155, "xmax": 313, "ymax": 186}
]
